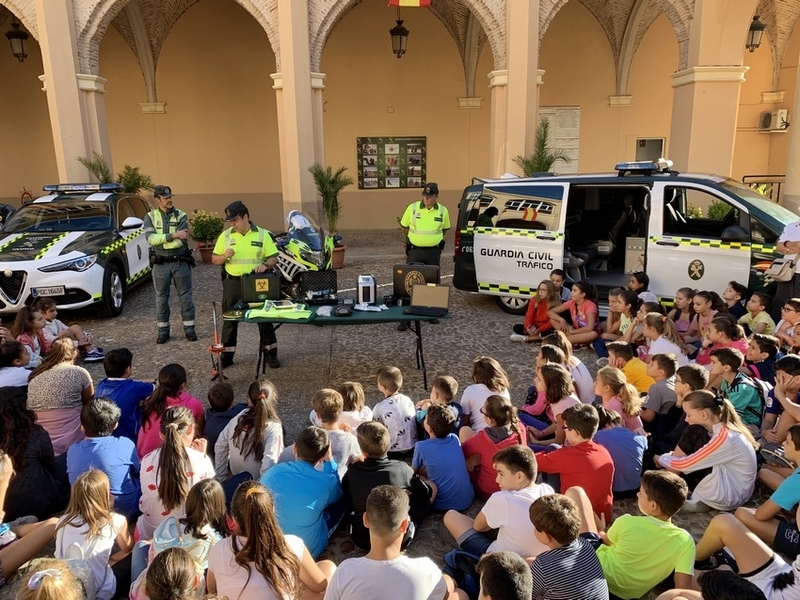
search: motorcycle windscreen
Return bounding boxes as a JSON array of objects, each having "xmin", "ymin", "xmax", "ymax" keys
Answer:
[
  {"xmin": 286, "ymin": 210, "xmax": 324, "ymax": 251},
  {"xmin": 472, "ymin": 183, "xmax": 568, "ymax": 297}
]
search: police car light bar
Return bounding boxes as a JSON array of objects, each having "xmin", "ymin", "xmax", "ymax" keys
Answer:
[
  {"xmin": 42, "ymin": 183, "xmax": 123, "ymax": 192},
  {"xmin": 615, "ymin": 158, "xmax": 674, "ymax": 177}
]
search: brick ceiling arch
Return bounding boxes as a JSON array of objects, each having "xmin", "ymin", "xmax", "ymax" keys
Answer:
[
  {"xmin": 0, "ymin": 0, "xmax": 37, "ymax": 40},
  {"xmin": 756, "ymin": 0, "xmax": 800, "ymax": 91},
  {"xmin": 310, "ymin": 0, "xmax": 502, "ymax": 73}
]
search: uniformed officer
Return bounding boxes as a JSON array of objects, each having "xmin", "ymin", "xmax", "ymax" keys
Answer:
[
  {"xmin": 399, "ymin": 182, "xmax": 451, "ymax": 266},
  {"xmin": 212, "ymin": 201, "xmax": 280, "ymax": 369},
  {"xmin": 143, "ymin": 184, "xmax": 196, "ymax": 344}
]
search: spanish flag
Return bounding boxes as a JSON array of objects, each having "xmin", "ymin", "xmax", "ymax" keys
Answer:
[{"xmin": 388, "ymin": 0, "xmax": 431, "ymax": 6}]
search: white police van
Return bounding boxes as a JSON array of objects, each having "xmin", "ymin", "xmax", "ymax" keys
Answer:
[{"xmin": 452, "ymin": 160, "xmax": 798, "ymax": 313}]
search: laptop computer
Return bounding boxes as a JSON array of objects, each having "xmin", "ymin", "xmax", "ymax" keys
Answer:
[
  {"xmin": 403, "ymin": 284, "xmax": 450, "ymax": 318},
  {"xmin": 393, "ymin": 264, "xmax": 441, "ymax": 298}
]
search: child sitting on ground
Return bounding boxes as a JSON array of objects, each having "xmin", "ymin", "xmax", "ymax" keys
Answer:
[
  {"xmin": 412, "ymin": 403, "xmax": 474, "ymax": 511},
  {"xmin": 534, "ymin": 404, "xmax": 615, "ymax": 523},
  {"xmin": 697, "ymin": 315, "xmax": 748, "ymax": 368},
  {"xmin": 510, "ymin": 279, "xmax": 560, "ymax": 343},
  {"xmin": 528, "ymin": 494, "xmax": 608, "ymax": 600},
  {"xmin": 722, "ymin": 280, "xmax": 749, "ymax": 320},
  {"xmin": 416, "ymin": 375, "xmax": 462, "ymax": 441},
  {"xmin": 667, "ymin": 287, "xmax": 695, "ymax": 340},
  {"xmin": 459, "ymin": 356, "xmax": 511, "ymax": 435},
  {"xmin": 547, "ymin": 280, "xmax": 601, "ymax": 346},
  {"xmin": 373, "ymin": 365, "xmax": 417, "ymax": 458},
  {"xmin": 522, "ymin": 362, "xmax": 579, "ymax": 450},
  {"xmin": 0, "ymin": 340, "xmax": 30, "ymax": 388},
  {"xmin": 310, "ymin": 381, "xmax": 372, "ymax": 430},
  {"xmin": 299, "ymin": 388, "xmax": 361, "ymax": 480},
  {"xmin": 684, "ymin": 290, "xmax": 727, "ymax": 346},
  {"xmin": 476, "ymin": 552, "xmax": 532, "ymax": 600},
  {"xmin": 656, "ymin": 389, "xmax": 758, "ymax": 512},
  {"xmin": 594, "ymin": 406, "xmax": 647, "ymax": 498},
  {"xmin": 595, "ymin": 366, "xmax": 644, "ymax": 432},
  {"xmin": 550, "ymin": 268, "xmax": 571, "ymax": 302},
  {"xmin": 649, "ymin": 363, "xmax": 710, "ymax": 456},
  {"xmin": 606, "ymin": 341, "xmax": 655, "ymax": 394},
  {"xmin": 442, "ymin": 445, "xmax": 554, "ymax": 560},
  {"xmin": 543, "ymin": 331, "xmax": 595, "ymax": 403},
  {"xmin": 260, "ymin": 426, "xmax": 344, "ymax": 559},
  {"xmin": 740, "ymin": 292, "xmax": 776, "ymax": 336},
  {"xmin": 710, "ymin": 347, "xmax": 764, "ymax": 429},
  {"xmin": 34, "ymin": 297, "xmax": 104, "ymax": 362},
  {"xmin": 629, "ymin": 271, "xmax": 658, "ymax": 304},
  {"xmin": 66, "ymin": 397, "xmax": 141, "ymax": 520},
  {"xmin": 775, "ymin": 297, "xmax": 800, "ymax": 350},
  {"xmin": 326, "ymin": 485, "xmax": 463, "ymax": 600},
  {"xmin": 761, "ymin": 355, "xmax": 800, "ymax": 446},
  {"xmin": 203, "ymin": 381, "xmax": 246, "ymax": 464},
  {"xmin": 742, "ymin": 333, "xmax": 780, "ymax": 385},
  {"xmin": 640, "ymin": 312, "xmax": 691, "ymax": 366},
  {"xmin": 343, "ymin": 421, "xmax": 433, "ymax": 550},
  {"xmin": 95, "ymin": 348, "xmax": 155, "ymax": 444},
  {"xmin": 735, "ymin": 423, "xmax": 800, "ymax": 558},
  {"xmin": 12, "ymin": 306, "xmax": 49, "ymax": 368},
  {"xmin": 462, "ymin": 394, "xmax": 527, "ymax": 500},
  {"xmin": 593, "ymin": 289, "xmax": 637, "ymax": 359},
  {"xmin": 567, "ymin": 470, "xmax": 695, "ymax": 600},
  {"xmin": 641, "ymin": 353, "xmax": 679, "ymax": 435}
]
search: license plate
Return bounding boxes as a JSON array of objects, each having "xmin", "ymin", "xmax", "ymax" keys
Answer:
[{"xmin": 31, "ymin": 286, "xmax": 65, "ymax": 297}]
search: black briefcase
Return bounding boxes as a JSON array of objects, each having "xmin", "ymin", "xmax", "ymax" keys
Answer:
[{"xmin": 241, "ymin": 272, "xmax": 281, "ymax": 304}]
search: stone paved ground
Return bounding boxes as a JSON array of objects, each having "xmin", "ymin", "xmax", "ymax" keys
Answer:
[{"xmin": 0, "ymin": 230, "xmax": 767, "ymax": 599}]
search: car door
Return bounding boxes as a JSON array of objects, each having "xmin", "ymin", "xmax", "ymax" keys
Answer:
[
  {"xmin": 646, "ymin": 181, "xmax": 751, "ymax": 300},
  {"xmin": 118, "ymin": 197, "xmax": 150, "ymax": 283},
  {"xmin": 472, "ymin": 182, "xmax": 568, "ymax": 299}
]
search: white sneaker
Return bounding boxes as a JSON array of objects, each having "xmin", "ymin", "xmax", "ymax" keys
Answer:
[
  {"xmin": 509, "ymin": 334, "xmax": 528, "ymax": 343},
  {"xmin": 596, "ymin": 357, "xmax": 609, "ymax": 367}
]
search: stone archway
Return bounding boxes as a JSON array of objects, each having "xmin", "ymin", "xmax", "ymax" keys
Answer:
[{"xmin": 0, "ymin": 0, "xmax": 37, "ymax": 40}]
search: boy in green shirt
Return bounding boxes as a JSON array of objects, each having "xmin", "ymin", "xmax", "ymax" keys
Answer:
[
  {"xmin": 710, "ymin": 347, "xmax": 763, "ymax": 428},
  {"xmin": 567, "ymin": 470, "xmax": 695, "ymax": 599}
]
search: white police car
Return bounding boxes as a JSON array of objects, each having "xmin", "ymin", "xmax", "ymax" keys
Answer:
[
  {"xmin": 0, "ymin": 184, "xmax": 153, "ymax": 317},
  {"xmin": 453, "ymin": 159, "xmax": 799, "ymax": 313}
]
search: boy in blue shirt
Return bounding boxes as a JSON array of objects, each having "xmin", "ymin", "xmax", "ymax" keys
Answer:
[
  {"xmin": 742, "ymin": 332, "xmax": 780, "ymax": 386},
  {"xmin": 415, "ymin": 375, "xmax": 462, "ymax": 441},
  {"xmin": 94, "ymin": 348, "xmax": 154, "ymax": 444},
  {"xmin": 66, "ymin": 397, "xmax": 141, "ymax": 520},
  {"xmin": 260, "ymin": 426, "xmax": 344, "ymax": 558},
  {"xmin": 203, "ymin": 381, "xmax": 247, "ymax": 463},
  {"xmin": 412, "ymin": 403, "xmax": 474, "ymax": 511}
]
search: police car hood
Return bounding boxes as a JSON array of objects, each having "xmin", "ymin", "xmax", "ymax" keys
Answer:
[{"xmin": 0, "ymin": 231, "xmax": 110, "ymax": 262}]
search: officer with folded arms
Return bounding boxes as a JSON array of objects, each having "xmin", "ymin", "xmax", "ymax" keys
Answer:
[
  {"xmin": 144, "ymin": 184, "xmax": 196, "ymax": 344},
  {"xmin": 212, "ymin": 201, "xmax": 280, "ymax": 369}
]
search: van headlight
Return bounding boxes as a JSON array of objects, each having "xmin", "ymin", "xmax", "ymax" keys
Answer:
[{"xmin": 39, "ymin": 254, "xmax": 98, "ymax": 273}]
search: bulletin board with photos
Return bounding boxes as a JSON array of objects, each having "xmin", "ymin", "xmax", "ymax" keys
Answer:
[{"xmin": 357, "ymin": 136, "xmax": 426, "ymax": 189}]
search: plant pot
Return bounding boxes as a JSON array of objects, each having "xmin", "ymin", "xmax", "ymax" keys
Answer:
[
  {"xmin": 332, "ymin": 245, "xmax": 347, "ymax": 269},
  {"xmin": 197, "ymin": 243, "xmax": 215, "ymax": 264}
]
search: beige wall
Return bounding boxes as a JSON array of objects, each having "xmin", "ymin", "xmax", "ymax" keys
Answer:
[
  {"xmin": 768, "ymin": 22, "xmax": 800, "ymax": 177},
  {"xmin": 100, "ymin": 0, "xmax": 284, "ymax": 229},
  {"xmin": 0, "ymin": 34, "xmax": 57, "ymax": 206},
  {"xmin": 321, "ymin": 0, "xmax": 492, "ymax": 230}
]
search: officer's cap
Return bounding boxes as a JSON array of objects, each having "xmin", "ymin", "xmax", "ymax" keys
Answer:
[
  {"xmin": 153, "ymin": 185, "xmax": 172, "ymax": 199},
  {"xmin": 422, "ymin": 182, "xmax": 439, "ymax": 197},
  {"xmin": 224, "ymin": 201, "xmax": 249, "ymax": 220}
]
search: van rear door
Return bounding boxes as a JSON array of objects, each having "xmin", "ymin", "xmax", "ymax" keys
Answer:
[{"xmin": 471, "ymin": 182, "xmax": 568, "ymax": 300}]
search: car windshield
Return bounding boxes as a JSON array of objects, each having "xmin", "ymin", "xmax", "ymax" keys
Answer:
[
  {"xmin": 2, "ymin": 202, "xmax": 112, "ymax": 233},
  {"xmin": 720, "ymin": 180, "xmax": 798, "ymax": 227}
]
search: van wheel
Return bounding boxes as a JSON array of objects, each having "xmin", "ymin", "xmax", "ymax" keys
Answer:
[{"xmin": 495, "ymin": 295, "xmax": 529, "ymax": 315}]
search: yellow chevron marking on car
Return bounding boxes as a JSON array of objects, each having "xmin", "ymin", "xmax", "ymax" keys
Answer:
[
  {"xmin": 101, "ymin": 231, "xmax": 141, "ymax": 255},
  {"xmin": 0, "ymin": 234, "xmax": 22, "ymax": 253},
  {"xmin": 478, "ymin": 282, "xmax": 535, "ymax": 295},
  {"xmin": 127, "ymin": 266, "xmax": 152, "ymax": 285},
  {"xmin": 648, "ymin": 236, "xmax": 752, "ymax": 250},
  {"xmin": 93, "ymin": 293, "xmax": 102, "ymax": 301},
  {"xmin": 467, "ymin": 228, "xmax": 563, "ymax": 239},
  {"xmin": 34, "ymin": 233, "xmax": 68, "ymax": 259}
]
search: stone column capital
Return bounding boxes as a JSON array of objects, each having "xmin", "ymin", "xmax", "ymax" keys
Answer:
[
  {"xmin": 670, "ymin": 65, "xmax": 749, "ymax": 88},
  {"xmin": 76, "ymin": 74, "xmax": 107, "ymax": 93}
]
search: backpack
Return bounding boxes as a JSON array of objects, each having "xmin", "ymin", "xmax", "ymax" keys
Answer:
[
  {"xmin": 728, "ymin": 372, "xmax": 773, "ymax": 425},
  {"xmin": 443, "ymin": 549, "xmax": 481, "ymax": 600},
  {"xmin": 151, "ymin": 517, "xmax": 214, "ymax": 569}
]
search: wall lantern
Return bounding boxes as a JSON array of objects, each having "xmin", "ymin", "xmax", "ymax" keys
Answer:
[
  {"xmin": 746, "ymin": 15, "xmax": 766, "ymax": 53},
  {"xmin": 5, "ymin": 20, "xmax": 28, "ymax": 62},
  {"xmin": 390, "ymin": 8, "xmax": 409, "ymax": 58}
]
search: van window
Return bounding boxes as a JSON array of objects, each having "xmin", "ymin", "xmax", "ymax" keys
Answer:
[
  {"xmin": 750, "ymin": 215, "xmax": 779, "ymax": 245},
  {"xmin": 663, "ymin": 187, "xmax": 740, "ymax": 239},
  {"xmin": 473, "ymin": 185, "xmax": 564, "ymax": 231}
]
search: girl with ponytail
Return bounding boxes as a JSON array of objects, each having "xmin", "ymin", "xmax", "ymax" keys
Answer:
[
  {"xmin": 137, "ymin": 407, "xmax": 215, "ymax": 541},
  {"xmin": 138, "ymin": 364, "xmax": 205, "ymax": 458},
  {"xmin": 214, "ymin": 379, "xmax": 284, "ymax": 482},
  {"xmin": 207, "ymin": 481, "xmax": 335, "ymax": 600},
  {"xmin": 641, "ymin": 312, "xmax": 692, "ymax": 365},
  {"xmin": 656, "ymin": 389, "xmax": 757, "ymax": 512},
  {"xmin": 695, "ymin": 314, "xmax": 748, "ymax": 367},
  {"xmin": 685, "ymin": 290, "xmax": 727, "ymax": 345},
  {"xmin": 462, "ymin": 394, "xmax": 527, "ymax": 500},
  {"xmin": 594, "ymin": 367, "xmax": 643, "ymax": 432}
]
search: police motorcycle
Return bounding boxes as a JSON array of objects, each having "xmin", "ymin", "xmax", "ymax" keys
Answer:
[{"xmin": 273, "ymin": 210, "xmax": 337, "ymax": 302}]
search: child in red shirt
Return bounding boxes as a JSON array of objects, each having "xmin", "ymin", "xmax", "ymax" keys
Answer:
[
  {"xmin": 534, "ymin": 403, "xmax": 615, "ymax": 523},
  {"xmin": 510, "ymin": 280, "xmax": 560, "ymax": 343}
]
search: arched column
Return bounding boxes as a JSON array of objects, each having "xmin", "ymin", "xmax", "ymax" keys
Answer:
[{"xmin": 782, "ymin": 60, "xmax": 800, "ymax": 213}]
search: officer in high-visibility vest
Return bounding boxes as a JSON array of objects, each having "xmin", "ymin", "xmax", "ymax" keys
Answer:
[
  {"xmin": 399, "ymin": 182, "xmax": 451, "ymax": 266},
  {"xmin": 143, "ymin": 185, "xmax": 196, "ymax": 344},
  {"xmin": 212, "ymin": 201, "xmax": 280, "ymax": 369}
]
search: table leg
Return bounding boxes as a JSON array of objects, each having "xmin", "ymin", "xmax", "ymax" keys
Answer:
[{"xmin": 411, "ymin": 319, "xmax": 428, "ymax": 390}]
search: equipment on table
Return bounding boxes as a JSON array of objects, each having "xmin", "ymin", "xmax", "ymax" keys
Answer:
[
  {"xmin": 209, "ymin": 301, "xmax": 226, "ymax": 381},
  {"xmin": 357, "ymin": 274, "xmax": 377, "ymax": 305},
  {"xmin": 403, "ymin": 284, "xmax": 450, "ymax": 318},
  {"xmin": 393, "ymin": 264, "xmax": 440, "ymax": 298}
]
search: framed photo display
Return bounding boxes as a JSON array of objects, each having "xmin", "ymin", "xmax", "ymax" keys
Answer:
[{"xmin": 357, "ymin": 136, "xmax": 426, "ymax": 189}]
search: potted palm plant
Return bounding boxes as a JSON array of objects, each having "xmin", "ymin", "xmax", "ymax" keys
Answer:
[
  {"xmin": 188, "ymin": 210, "xmax": 225, "ymax": 263},
  {"xmin": 514, "ymin": 119, "xmax": 571, "ymax": 176},
  {"xmin": 78, "ymin": 153, "xmax": 154, "ymax": 193},
  {"xmin": 309, "ymin": 163, "xmax": 354, "ymax": 269}
]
